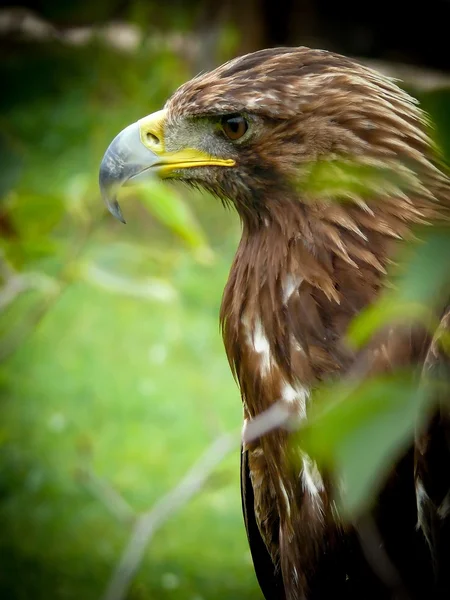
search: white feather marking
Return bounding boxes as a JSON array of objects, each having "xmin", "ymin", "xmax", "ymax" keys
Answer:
[
  {"xmin": 251, "ymin": 318, "xmax": 272, "ymax": 376},
  {"xmin": 281, "ymin": 382, "xmax": 309, "ymax": 417},
  {"xmin": 438, "ymin": 492, "xmax": 450, "ymax": 519},
  {"xmin": 416, "ymin": 478, "xmax": 429, "ymax": 531},
  {"xmin": 245, "ymin": 97, "xmax": 262, "ymax": 108},
  {"xmin": 242, "ymin": 418, "xmax": 248, "ymax": 450},
  {"xmin": 330, "ymin": 500, "xmax": 341, "ymax": 523},
  {"xmin": 291, "ymin": 340, "xmax": 305, "ymax": 355},
  {"xmin": 281, "ymin": 383, "xmax": 299, "ymax": 403},
  {"xmin": 282, "ymin": 275, "xmax": 303, "ymax": 303},
  {"xmin": 416, "ymin": 479, "xmax": 428, "ymax": 507},
  {"xmin": 279, "ymin": 479, "xmax": 291, "ymax": 517},
  {"xmin": 302, "ymin": 455, "xmax": 325, "ymax": 516},
  {"xmin": 415, "ymin": 478, "xmax": 434, "ymax": 550}
]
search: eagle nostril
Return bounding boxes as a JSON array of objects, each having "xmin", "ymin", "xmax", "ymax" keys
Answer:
[{"xmin": 146, "ymin": 131, "xmax": 160, "ymax": 146}]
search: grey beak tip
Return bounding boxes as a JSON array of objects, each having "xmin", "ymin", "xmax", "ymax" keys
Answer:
[
  {"xmin": 99, "ymin": 120, "xmax": 159, "ymax": 224},
  {"xmin": 107, "ymin": 199, "xmax": 127, "ymax": 224}
]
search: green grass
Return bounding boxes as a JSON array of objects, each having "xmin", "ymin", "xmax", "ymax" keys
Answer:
[{"xmin": 0, "ymin": 207, "xmax": 261, "ymax": 599}]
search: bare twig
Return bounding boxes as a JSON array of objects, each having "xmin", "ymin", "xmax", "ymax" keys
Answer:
[
  {"xmin": 360, "ymin": 58, "xmax": 450, "ymax": 92},
  {"xmin": 81, "ymin": 263, "xmax": 176, "ymax": 302},
  {"xmin": 77, "ymin": 467, "xmax": 135, "ymax": 525},
  {"xmin": 90, "ymin": 402, "xmax": 302, "ymax": 600},
  {"xmin": 101, "ymin": 432, "xmax": 237, "ymax": 600},
  {"xmin": 0, "ymin": 268, "xmax": 60, "ymax": 311},
  {"xmin": 242, "ymin": 401, "xmax": 293, "ymax": 444}
]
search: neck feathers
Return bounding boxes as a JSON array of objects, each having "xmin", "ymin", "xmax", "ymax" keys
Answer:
[
  {"xmin": 221, "ymin": 160, "xmax": 450, "ymax": 398},
  {"xmin": 220, "ymin": 166, "xmax": 450, "ymax": 600}
]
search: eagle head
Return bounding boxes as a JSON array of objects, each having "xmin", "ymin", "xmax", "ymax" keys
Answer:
[{"xmin": 100, "ymin": 47, "xmax": 439, "ymax": 230}]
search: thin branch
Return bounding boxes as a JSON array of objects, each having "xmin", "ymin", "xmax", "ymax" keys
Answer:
[
  {"xmin": 77, "ymin": 467, "xmax": 135, "ymax": 525},
  {"xmin": 242, "ymin": 401, "xmax": 293, "ymax": 444},
  {"xmin": 101, "ymin": 432, "xmax": 237, "ymax": 600},
  {"xmin": 81, "ymin": 263, "xmax": 176, "ymax": 302}
]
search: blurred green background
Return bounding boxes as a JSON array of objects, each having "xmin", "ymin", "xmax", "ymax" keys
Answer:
[{"xmin": 0, "ymin": 2, "xmax": 449, "ymax": 599}]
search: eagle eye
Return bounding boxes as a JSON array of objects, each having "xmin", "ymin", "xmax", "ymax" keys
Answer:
[{"xmin": 220, "ymin": 114, "xmax": 248, "ymax": 141}]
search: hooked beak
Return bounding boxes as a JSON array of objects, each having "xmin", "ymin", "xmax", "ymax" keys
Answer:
[{"xmin": 99, "ymin": 109, "xmax": 235, "ymax": 223}]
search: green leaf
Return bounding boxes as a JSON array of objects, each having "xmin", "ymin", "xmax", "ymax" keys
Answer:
[
  {"xmin": 1, "ymin": 236, "xmax": 61, "ymax": 268},
  {"xmin": 394, "ymin": 227, "xmax": 450, "ymax": 306},
  {"xmin": 348, "ymin": 227, "xmax": 450, "ymax": 347},
  {"xmin": 9, "ymin": 192, "xmax": 65, "ymax": 240},
  {"xmin": 132, "ymin": 181, "xmax": 214, "ymax": 263},
  {"xmin": 299, "ymin": 374, "xmax": 431, "ymax": 518},
  {"xmin": 298, "ymin": 158, "xmax": 417, "ymax": 202},
  {"xmin": 347, "ymin": 298, "xmax": 433, "ymax": 348}
]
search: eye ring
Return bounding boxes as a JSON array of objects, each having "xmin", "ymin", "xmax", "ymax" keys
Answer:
[{"xmin": 220, "ymin": 114, "xmax": 248, "ymax": 141}]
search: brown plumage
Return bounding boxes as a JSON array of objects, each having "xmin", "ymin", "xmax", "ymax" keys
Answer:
[{"xmin": 100, "ymin": 46, "xmax": 450, "ymax": 600}]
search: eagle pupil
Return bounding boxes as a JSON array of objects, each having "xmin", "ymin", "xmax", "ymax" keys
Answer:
[{"xmin": 221, "ymin": 114, "xmax": 248, "ymax": 140}]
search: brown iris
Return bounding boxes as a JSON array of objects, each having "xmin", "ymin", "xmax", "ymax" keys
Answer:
[{"xmin": 220, "ymin": 114, "xmax": 248, "ymax": 140}]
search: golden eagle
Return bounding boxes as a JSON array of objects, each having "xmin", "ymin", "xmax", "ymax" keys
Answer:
[{"xmin": 99, "ymin": 47, "xmax": 450, "ymax": 600}]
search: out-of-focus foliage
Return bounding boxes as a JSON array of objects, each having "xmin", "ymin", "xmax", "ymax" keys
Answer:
[
  {"xmin": 298, "ymin": 158, "xmax": 418, "ymax": 202},
  {"xmin": 0, "ymin": 30, "xmax": 255, "ymax": 600},
  {"xmin": 348, "ymin": 227, "xmax": 450, "ymax": 347},
  {"xmin": 131, "ymin": 181, "xmax": 214, "ymax": 263},
  {"xmin": 290, "ymin": 88, "xmax": 450, "ymax": 520},
  {"xmin": 0, "ymin": 38, "xmax": 215, "ymax": 352},
  {"xmin": 300, "ymin": 373, "xmax": 431, "ymax": 517},
  {"xmin": 419, "ymin": 89, "xmax": 450, "ymax": 162},
  {"xmin": 287, "ymin": 85, "xmax": 450, "ymax": 521},
  {"xmin": 0, "ymin": 10, "xmax": 449, "ymax": 599},
  {"xmin": 296, "ymin": 200, "xmax": 450, "ymax": 522}
]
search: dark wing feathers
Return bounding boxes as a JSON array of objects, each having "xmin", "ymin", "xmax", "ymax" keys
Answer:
[
  {"xmin": 415, "ymin": 307, "xmax": 450, "ymax": 594},
  {"xmin": 241, "ymin": 449, "xmax": 286, "ymax": 600},
  {"xmin": 242, "ymin": 445, "xmax": 346, "ymax": 600}
]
